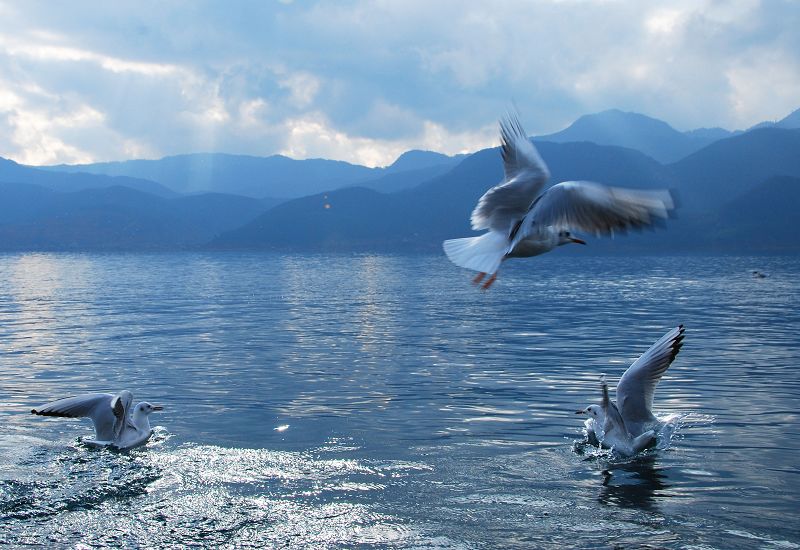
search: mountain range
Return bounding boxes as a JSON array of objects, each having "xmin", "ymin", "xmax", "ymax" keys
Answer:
[
  {"xmin": 44, "ymin": 149, "xmax": 464, "ymax": 199},
  {"xmin": 211, "ymin": 127, "xmax": 800, "ymax": 253},
  {"xmin": 537, "ymin": 107, "xmax": 800, "ymax": 163},
  {"xmin": 1, "ymin": 107, "xmax": 798, "ymax": 254}
]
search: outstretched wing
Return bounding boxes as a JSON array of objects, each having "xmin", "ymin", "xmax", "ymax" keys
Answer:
[
  {"xmin": 32, "ymin": 393, "xmax": 117, "ymax": 441},
  {"xmin": 470, "ymin": 114, "xmax": 550, "ymax": 232},
  {"xmin": 617, "ymin": 325, "xmax": 686, "ymax": 426},
  {"xmin": 525, "ymin": 180, "xmax": 675, "ymax": 237}
]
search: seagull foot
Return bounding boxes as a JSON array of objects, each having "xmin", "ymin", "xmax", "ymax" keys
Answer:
[
  {"xmin": 481, "ymin": 273, "xmax": 498, "ymax": 290},
  {"xmin": 472, "ymin": 272, "xmax": 487, "ymax": 285}
]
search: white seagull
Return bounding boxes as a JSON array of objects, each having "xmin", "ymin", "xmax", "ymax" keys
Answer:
[
  {"xmin": 443, "ymin": 114, "xmax": 676, "ymax": 289},
  {"xmin": 576, "ymin": 325, "xmax": 686, "ymax": 456},
  {"xmin": 31, "ymin": 390, "xmax": 163, "ymax": 450}
]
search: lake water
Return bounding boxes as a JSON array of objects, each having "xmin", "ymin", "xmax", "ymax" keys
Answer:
[{"xmin": 1, "ymin": 252, "xmax": 798, "ymax": 548}]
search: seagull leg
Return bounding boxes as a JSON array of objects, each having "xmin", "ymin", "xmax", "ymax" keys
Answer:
[
  {"xmin": 472, "ymin": 272, "xmax": 487, "ymax": 285},
  {"xmin": 481, "ymin": 272, "xmax": 498, "ymax": 290}
]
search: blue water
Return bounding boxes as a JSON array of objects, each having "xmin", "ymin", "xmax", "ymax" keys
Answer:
[{"xmin": 1, "ymin": 253, "xmax": 798, "ymax": 548}]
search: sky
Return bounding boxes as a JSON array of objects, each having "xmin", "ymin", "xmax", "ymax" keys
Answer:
[{"xmin": 0, "ymin": 0, "xmax": 798, "ymax": 167}]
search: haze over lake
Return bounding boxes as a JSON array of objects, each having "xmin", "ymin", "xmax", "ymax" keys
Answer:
[{"xmin": 2, "ymin": 252, "xmax": 798, "ymax": 548}]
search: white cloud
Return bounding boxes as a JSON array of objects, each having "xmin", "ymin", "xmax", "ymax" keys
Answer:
[
  {"xmin": 278, "ymin": 71, "xmax": 321, "ymax": 108},
  {"xmin": 0, "ymin": 0, "xmax": 796, "ymax": 165},
  {"xmin": 280, "ymin": 112, "xmax": 495, "ymax": 167},
  {"xmin": 0, "ymin": 72, "xmax": 107, "ymax": 164},
  {"xmin": 6, "ymin": 104, "xmax": 103, "ymax": 165},
  {"xmin": 726, "ymin": 49, "xmax": 800, "ymax": 126},
  {"xmin": 1, "ymin": 33, "xmax": 179, "ymax": 76},
  {"xmin": 646, "ymin": 8, "xmax": 686, "ymax": 36},
  {"xmin": 238, "ymin": 98, "xmax": 269, "ymax": 128}
]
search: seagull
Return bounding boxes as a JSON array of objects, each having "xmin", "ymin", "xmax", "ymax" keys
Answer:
[
  {"xmin": 31, "ymin": 390, "xmax": 163, "ymax": 450},
  {"xmin": 752, "ymin": 270, "xmax": 768, "ymax": 278},
  {"xmin": 576, "ymin": 325, "xmax": 686, "ymax": 456},
  {"xmin": 443, "ymin": 114, "xmax": 676, "ymax": 289}
]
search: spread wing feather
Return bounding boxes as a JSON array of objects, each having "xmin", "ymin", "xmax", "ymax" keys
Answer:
[
  {"xmin": 521, "ymin": 181, "xmax": 675, "ymax": 239},
  {"xmin": 32, "ymin": 393, "xmax": 118, "ymax": 441},
  {"xmin": 470, "ymin": 114, "xmax": 550, "ymax": 232},
  {"xmin": 617, "ymin": 325, "xmax": 686, "ymax": 425}
]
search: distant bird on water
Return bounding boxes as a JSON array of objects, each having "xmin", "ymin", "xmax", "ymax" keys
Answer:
[
  {"xmin": 576, "ymin": 325, "xmax": 685, "ymax": 456},
  {"xmin": 32, "ymin": 390, "xmax": 163, "ymax": 450},
  {"xmin": 443, "ymin": 114, "xmax": 676, "ymax": 289}
]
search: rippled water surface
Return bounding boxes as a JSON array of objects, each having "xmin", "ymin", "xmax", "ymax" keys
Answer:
[{"xmin": 1, "ymin": 253, "xmax": 798, "ymax": 548}]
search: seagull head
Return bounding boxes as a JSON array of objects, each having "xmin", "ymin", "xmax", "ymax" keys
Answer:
[
  {"xmin": 135, "ymin": 402, "xmax": 164, "ymax": 416},
  {"xmin": 576, "ymin": 404, "xmax": 602, "ymax": 417},
  {"xmin": 557, "ymin": 230, "xmax": 586, "ymax": 246}
]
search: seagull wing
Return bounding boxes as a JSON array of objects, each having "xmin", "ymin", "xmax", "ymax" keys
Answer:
[
  {"xmin": 110, "ymin": 390, "xmax": 134, "ymax": 439},
  {"xmin": 617, "ymin": 325, "xmax": 686, "ymax": 426},
  {"xmin": 470, "ymin": 114, "xmax": 550, "ymax": 232},
  {"xmin": 32, "ymin": 393, "xmax": 118, "ymax": 441},
  {"xmin": 524, "ymin": 180, "xmax": 675, "ymax": 238},
  {"xmin": 600, "ymin": 376, "xmax": 627, "ymax": 437}
]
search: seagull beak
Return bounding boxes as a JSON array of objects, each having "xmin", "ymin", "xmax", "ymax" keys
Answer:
[
  {"xmin": 575, "ymin": 409, "xmax": 586, "ymax": 414},
  {"xmin": 152, "ymin": 405, "xmax": 164, "ymax": 411},
  {"xmin": 570, "ymin": 237, "xmax": 587, "ymax": 245}
]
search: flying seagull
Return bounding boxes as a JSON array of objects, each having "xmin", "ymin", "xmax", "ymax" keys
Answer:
[
  {"xmin": 32, "ymin": 390, "xmax": 163, "ymax": 450},
  {"xmin": 443, "ymin": 114, "xmax": 676, "ymax": 289},
  {"xmin": 576, "ymin": 325, "xmax": 686, "ymax": 456}
]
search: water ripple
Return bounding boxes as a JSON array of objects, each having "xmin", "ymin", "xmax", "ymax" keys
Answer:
[{"xmin": 1, "ymin": 253, "xmax": 799, "ymax": 548}]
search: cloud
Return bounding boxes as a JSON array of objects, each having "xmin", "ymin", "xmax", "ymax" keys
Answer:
[
  {"xmin": 0, "ymin": 0, "xmax": 796, "ymax": 166},
  {"xmin": 280, "ymin": 111, "xmax": 494, "ymax": 167}
]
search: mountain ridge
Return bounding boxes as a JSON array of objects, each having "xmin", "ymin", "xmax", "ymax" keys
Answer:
[{"xmin": 1, "ymin": 107, "xmax": 798, "ymax": 253}]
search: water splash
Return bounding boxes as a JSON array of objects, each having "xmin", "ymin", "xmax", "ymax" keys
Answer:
[{"xmin": 573, "ymin": 411, "xmax": 715, "ymax": 463}]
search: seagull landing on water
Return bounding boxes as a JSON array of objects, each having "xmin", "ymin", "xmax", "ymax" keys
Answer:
[
  {"xmin": 443, "ymin": 114, "xmax": 677, "ymax": 289},
  {"xmin": 576, "ymin": 325, "xmax": 686, "ymax": 457},
  {"xmin": 32, "ymin": 390, "xmax": 163, "ymax": 450}
]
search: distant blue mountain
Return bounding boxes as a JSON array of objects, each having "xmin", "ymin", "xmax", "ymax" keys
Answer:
[
  {"xmin": 212, "ymin": 140, "xmax": 679, "ymax": 250},
  {"xmin": 384, "ymin": 150, "xmax": 465, "ymax": 173},
  {"xmin": 361, "ymin": 151, "xmax": 465, "ymax": 193},
  {"xmin": 212, "ymin": 126, "xmax": 800, "ymax": 253},
  {"xmin": 746, "ymin": 108, "xmax": 800, "ymax": 131},
  {"xmin": 0, "ymin": 181, "xmax": 269, "ymax": 250},
  {"xmin": 43, "ymin": 150, "xmax": 464, "ymax": 199},
  {"xmin": 2, "ymin": 108, "xmax": 798, "ymax": 253},
  {"xmin": 538, "ymin": 109, "xmax": 730, "ymax": 163},
  {"xmin": 0, "ymin": 157, "xmax": 175, "ymax": 197},
  {"xmin": 669, "ymin": 127, "xmax": 800, "ymax": 211},
  {"xmin": 44, "ymin": 153, "xmax": 377, "ymax": 199},
  {"xmin": 775, "ymin": 108, "xmax": 800, "ymax": 129},
  {"xmin": 683, "ymin": 127, "xmax": 735, "ymax": 142},
  {"xmin": 707, "ymin": 175, "xmax": 800, "ymax": 253}
]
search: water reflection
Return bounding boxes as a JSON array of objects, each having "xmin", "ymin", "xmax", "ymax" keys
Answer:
[{"xmin": 596, "ymin": 455, "xmax": 670, "ymax": 511}]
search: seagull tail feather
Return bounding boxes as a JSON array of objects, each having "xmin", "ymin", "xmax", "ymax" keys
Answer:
[{"xmin": 443, "ymin": 232, "xmax": 507, "ymax": 274}]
